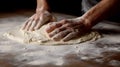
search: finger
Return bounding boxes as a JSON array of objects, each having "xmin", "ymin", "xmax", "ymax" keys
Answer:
[
  {"xmin": 34, "ymin": 20, "xmax": 42, "ymax": 30},
  {"xmin": 29, "ymin": 20, "xmax": 38, "ymax": 31},
  {"xmin": 62, "ymin": 32, "xmax": 79, "ymax": 42},
  {"xmin": 46, "ymin": 19, "xmax": 70, "ymax": 33},
  {"xmin": 34, "ymin": 15, "xmax": 50, "ymax": 30},
  {"xmin": 46, "ymin": 19, "xmax": 72, "ymax": 33},
  {"xmin": 25, "ymin": 19, "xmax": 34, "ymax": 31},
  {"xmin": 52, "ymin": 29, "xmax": 72, "ymax": 41},
  {"xmin": 46, "ymin": 22, "xmax": 62, "ymax": 33},
  {"xmin": 22, "ymin": 15, "xmax": 35, "ymax": 30},
  {"xmin": 29, "ymin": 15, "xmax": 40, "ymax": 31},
  {"xmin": 21, "ymin": 19, "xmax": 30, "ymax": 30},
  {"xmin": 48, "ymin": 23, "xmax": 72, "ymax": 37},
  {"xmin": 48, "ymin": 27, "xmax": 66, "ymax": 37}
]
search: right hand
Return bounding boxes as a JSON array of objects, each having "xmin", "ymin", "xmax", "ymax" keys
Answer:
[
  {"xmin": 21, "ymin": 8, "xmax": 56, "ymax": 31},
  {"xmin": 46, "ymin": 17, "xmax": 92, "ymax": 41}
]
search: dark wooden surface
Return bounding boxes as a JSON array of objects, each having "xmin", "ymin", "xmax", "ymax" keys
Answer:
[{"xmin": 0, "ymin": 11, "xmax": 120, "ymax": 67}]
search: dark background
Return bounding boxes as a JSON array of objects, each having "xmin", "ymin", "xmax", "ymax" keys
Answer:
[{"xmin": 0, "ymin": 0, "xmax": 82, "ymax": 16}]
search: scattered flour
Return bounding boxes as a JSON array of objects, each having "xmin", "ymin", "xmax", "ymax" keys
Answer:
[{"xmin": 0, "ymin": 13, "xmax": 120, "ymax": 66}]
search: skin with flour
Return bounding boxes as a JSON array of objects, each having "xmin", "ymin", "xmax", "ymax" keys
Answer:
[{"xmin": 22, "ymin": 0, "xmax": 120, "ymax": 42}]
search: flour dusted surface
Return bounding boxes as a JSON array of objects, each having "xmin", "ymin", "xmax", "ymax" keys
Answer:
[{"xmin": 4, "ymin": 24, "xmax": 101, "ymax": 45}]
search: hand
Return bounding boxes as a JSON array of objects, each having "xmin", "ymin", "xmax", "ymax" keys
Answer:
[
  {"xmin": 21, "ymin": 8, "xmax": 56, "ymax": 31},
  {"xmin": 46, "ymin": 17, "xmax": 92, "ymax": 41}
]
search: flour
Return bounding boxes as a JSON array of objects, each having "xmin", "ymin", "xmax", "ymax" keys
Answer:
[
  {"xmin": 4, "ymin": 24, "xmax": 101, "ymax": 45},
  {"xmin": 0, "ymin": 12, "xmax": 120, "ymax": 67}
]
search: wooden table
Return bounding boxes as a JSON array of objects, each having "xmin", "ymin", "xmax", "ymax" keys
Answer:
[{"xmin": 0, "ymin": 11, "xmax": 120, "ymax": 67}]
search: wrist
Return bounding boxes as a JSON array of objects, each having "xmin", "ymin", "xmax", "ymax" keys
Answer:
[
  {"xmin": 76, "ymin": 17, "xmax": 92, "ymax": 28},
  {"xmin": 84, "ymin": 18, "xmax": 92, "ymax": 28},
  {"xmin": 36, "ymin": 6, "xmax": 50, "ymax": 13}
]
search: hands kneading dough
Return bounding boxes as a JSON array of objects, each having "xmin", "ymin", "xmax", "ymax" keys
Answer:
[
  {"xmin": 4, "ymin": 15, "xmax": 101, "ymax": 45},
  {"xmin": 46, "ymin": 17, "xmax": 91, "ymax": 41},
  {"xmin": 21, "ymin": 9, "xmax": 92, "ymax": 42},
  {"xmin": 22, "ymin": 10, "xmax": 56, "ymax": 31},
  {"xmin": 20, "ymin": 10, "xmax": 99, "ymax": 42}
]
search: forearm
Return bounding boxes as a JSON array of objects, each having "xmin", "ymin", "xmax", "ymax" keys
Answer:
[
  {"xmin": 36, "ymin": 0, "xmax": 50, "ymax": 11},
  {"xmin": 82, "ymin": 0, "xmax": 119, "ymax": 27}
]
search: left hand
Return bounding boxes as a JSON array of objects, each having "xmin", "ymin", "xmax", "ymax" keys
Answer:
[
  {"xmin": 21, "ymin": 7, "xmax": 56, "ymax": 31},
  {"xmin": 46, "ymin": 17, "xmax": 92, "ymax": 41}
]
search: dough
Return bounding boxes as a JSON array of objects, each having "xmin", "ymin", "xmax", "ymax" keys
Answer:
[{"xmin": 3, "ymin": 24, "xmax": 101, "ymax": 45}]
